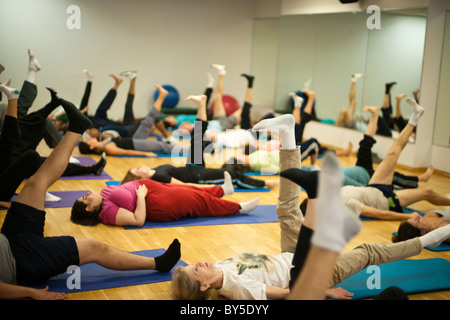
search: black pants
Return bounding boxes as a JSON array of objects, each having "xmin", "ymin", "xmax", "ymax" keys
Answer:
[
  {"xmin": 92, "ymin": 89, "xmax": 139, "ymax": 136},
  {"xmin": 0, "ymin": 115, "xmax": 43, "ymax": 201},
  {"xmin": 355, "ymin": 134, "xmax": 376, "ymax": 177}
]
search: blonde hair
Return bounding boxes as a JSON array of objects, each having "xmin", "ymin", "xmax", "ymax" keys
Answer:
[
  {"xmin": 171, "ymin": 266, "xmax": 211, "ymax": 300},
  {"xmin": 121, "ymin": 169, "xmax": 141, "ymax": 185}
]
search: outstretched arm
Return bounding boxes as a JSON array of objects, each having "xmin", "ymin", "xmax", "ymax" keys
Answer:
[
  {"xmin": 360, "ymin": 206, "xmax": 411, "ymax": 220},
  {"xmin": 0, "ymin": 283, "xmax": 67, "ymax": 300},
  {"xmin": 103, "ymin": 144, "xmax": 156, "ymax": 157}
]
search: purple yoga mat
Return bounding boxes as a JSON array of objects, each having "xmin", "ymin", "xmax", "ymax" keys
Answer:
[
  {"xmin": 0, "ymin": 190, "xmax": 90, "ymax": 209},
  {"xmin": 59, "ymin": 157, "xmax": 112, "ymax": 180}
]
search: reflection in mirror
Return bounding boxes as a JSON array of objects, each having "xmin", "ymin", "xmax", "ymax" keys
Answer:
[
  {"xmin": 272, "ymin": 11, "xmax": 426, "ymax": 143},
  {"xmin": 433, "ymin": 10, "xmax": 450, "ymax": 148}
]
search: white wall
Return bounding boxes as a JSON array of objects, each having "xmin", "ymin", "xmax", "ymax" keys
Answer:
[{"xmin": 0, "ymin": 0, "xmax": 256, "ymax": 119}]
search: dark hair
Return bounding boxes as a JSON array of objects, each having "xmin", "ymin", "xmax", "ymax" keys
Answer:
[
  {"xmin": 392, "ymin": 221, "xmax": 421, "ymax": 243},
  {"xmin": 221, "ymin": 158, "xmax": 252, "ymax": 173},
  {"xmin": 71, "ymin": 199, "xmax": 102, "ymax": 226},
  {"xmin": 163, "ymin": 119, "xmax": 176, "ymax": 129},
  {"xmin": 78, "ymin": 141, "xmax": 101, "ymax": 155},
  {"xmin": 244, "ymin": 144, "xmax": 256, "ymax": 155}
]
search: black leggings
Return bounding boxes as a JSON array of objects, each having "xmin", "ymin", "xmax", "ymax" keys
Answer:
[
  {"xmin": 0, "ymin": 115, "xmax": 42, "ymax": 201},
  {"xmin": 92, "ymin": 89, "xmax": 138, "ymax": 136}
]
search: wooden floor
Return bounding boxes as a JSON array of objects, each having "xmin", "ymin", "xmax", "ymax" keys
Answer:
[{"xmin": 2, "ymin": 138, "xmax": 449, "ymax": 301}]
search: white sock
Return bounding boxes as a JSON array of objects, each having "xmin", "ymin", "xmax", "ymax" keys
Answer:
[
  {"xmin": 303, "ymin": 78, "xmax": 312, "ymax": 90},
  {"xmin": 120, "ymin": 70, "xmax": 137, "ymax": 79},
  {"xmin": 312, "ymin": 152, "xmax": 362, "ymax": 253},
  {"xmin": 419, "ymin": 224, "xmax": 450, "ymax": 248},
  {"xmin": 26, "ymin": 49, "xmax": 41, "ymax": 83},
  {"xmin": 45, "ymin": 192, "xmax": 61, "ymax": 202},
  {"xmin": 83, "ymin": 69, "xmax": 94, "ymax": 82},
  {"xmin": 206, "ymin": 72, "xmax": 215, "ymax": 88},
  {"xmin": 289, "ymin": 92, "xmax": 304, "ymax": 108},
  {"xmin": 405, "ymin": 98, "xmax": 425, "ymax": 126},
  {"xmin": 238, "ymin": 197, "xmax": 259, "ymax": 214},
  {"xmin": 69, "ymin": 156, "xmax": 81, "ymax": 164},
  {"xmin": 211, "ymin": 64, "xmax": 226, "ymax": 76},
  {"xmin": 252, "ymin": 114, "xmax": 296, "ymax": 149},
  {"xmin": 0, "ymin": 84, "xmax": 20, "ymax": 100},
  {"xmin": 351, "ymin": 73, "xmax": 365, "ymax": 82},
  {"xmin": 309, "ymin": 163, "xmax": 321, "ymax": 171},
  {"xmin": 221, "ymin": 171, "xmax": 234, "ymax": 195}
]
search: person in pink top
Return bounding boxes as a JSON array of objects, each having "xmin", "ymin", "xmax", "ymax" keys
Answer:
[{"xmin": 71, "ymin": 174, "xmax": 260, "ymax": 227}]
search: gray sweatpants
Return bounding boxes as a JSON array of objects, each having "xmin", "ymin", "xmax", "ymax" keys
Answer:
[{"xmin": 277, "ymin": 146, "xmax": 423, "ymax": 287}]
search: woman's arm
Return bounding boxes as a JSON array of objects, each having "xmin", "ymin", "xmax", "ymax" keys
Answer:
[
  {"xmin": 0, "ymin": 283, "xmax": 67, "ymax": 300},
  {"xmin": 0, "ymin": 201, "xmax": 11, "ymax": 209},
  {"xmin": 104, "ymin": 144, "xmax": 156, "ymax": 157},
  {"xmin": 114, "ymin": 185, "xmax": 148, "ymax": 226},
  {"xmin": 265, "ymin": 286, "xmax": 290, "ymax": 300},
  {"xmin": 360, "ymin": 206, "xmax": 411, "ymax": 220}
]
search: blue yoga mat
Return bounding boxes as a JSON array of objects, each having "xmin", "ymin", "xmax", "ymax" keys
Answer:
[
  {"xmin": 124, "ymin": 204, "xmax": 279, "ymax": 229},
  {"xmin": 115, "ymin": 152, "xmax": 186, "ymax": 158},
  {"xmin": 1, "ymin": 190, "xmax": 89, "ymax": 210},
  {"xmin": 60, "ymin": 157, "xmax": 112, "ymax": 180},
  {"xmin": 334, "ymin": 258, "xmax": 450, "ymax": 300},
  {"xmin": 105, "ymin": 180, "xmax": 270, "ymax": 192},
  {"xmin": 244, "ymin": 172, "xmax": 278, "ymax": 176},
  {"xmin": 34, "ymin": 249, "xmax": 187, "ymax": 293}
]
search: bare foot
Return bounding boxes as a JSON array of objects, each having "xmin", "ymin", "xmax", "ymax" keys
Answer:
[
  {"xmin": 418, "ymin": 165, "xmax": 435, "ymax": 182},
  {"xmin": 155, "ymin": 84, "xmax": 169, "ymax": 98},
  {"xmin": 301, "ymin": 89, "xmax": 316, "ymax": 99},
  {"xmin": 343, "ymin": 141, "xmax": 353, "ymax": 156},
  {"xmin": 265, "ymin": 180, "xmax": 280, "ymax": 189},
  {"xmin": 363, "ymin": 105, "xmax": 380, "ymax": 116},
  {"xmin": 109, "ymin": 74, "xmax": 123, "ymax": 87},
  {"xmin": 396, "ymin": 93, "xmax": 406, "ymax": 102},
  {"xmin": 185, "ymin": 94, "xmax": 206, "ymax": 105}
]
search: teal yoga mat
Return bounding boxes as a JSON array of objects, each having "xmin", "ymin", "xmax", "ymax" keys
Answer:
[
  {"xmin": 34, "ymin": 249, "xmax": 187, "ymax": 293},
  {"xmin": 334, "ymin": 258, "xmax": 450, "ymax": 300},
  {"xmin": 124, "ymin": 204, "xmax": 279, "ymax": 230}
]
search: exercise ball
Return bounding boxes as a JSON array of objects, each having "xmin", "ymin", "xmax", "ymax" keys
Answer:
[
  {"xmin": 154, "ymin": 85, "xmax": 179, "ymax": 108},
  {"xmin": 209, "ymin": 94, "xmax": 240, "ymax": 116}
]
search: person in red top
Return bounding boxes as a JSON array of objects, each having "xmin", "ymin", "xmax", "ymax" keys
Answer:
[{"xmin": 71, "ymin": 175, "xmax": 260, "ymax": 227}]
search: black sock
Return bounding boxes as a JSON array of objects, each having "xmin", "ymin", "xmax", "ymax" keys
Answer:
[
  {"xmin": 241, "ymin": 74, "xmax": 254, "ymax": 88},
  {"xmin": 385, "ymin": 82, "xmax": 396, "ymax": 94},
  {"xmin": 280, "ymin": 168, "xmax": 319, "ymax": 199},
  {"xmin": 59, "ymin": 97, "xmax": 92, "ymax": 134},
  {"xmin": 93, "ymin": 153, "xmax": 107, "ymax": 175},
  {"xmin": 155, "ymin": 239, "xmax": 181, "ymax": 272}
]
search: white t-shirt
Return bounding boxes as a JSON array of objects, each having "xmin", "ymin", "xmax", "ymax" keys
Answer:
[
  {"xmin": 214, "ymin": 129, "xmax": 257, "ymax": 149},
  {"xmin": 341, "ymin": 185, "xmax": 389, "ymax": 216},
  {"xmin": 0, "ymin": 234, "xmax": 16, "ymax": 284},
  {"xmin": 216, "ymin": 252, "xmax": 293, "ymax": 300}
]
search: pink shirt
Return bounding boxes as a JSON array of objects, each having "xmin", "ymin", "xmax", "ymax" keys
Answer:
[{"xmin": 99, "ymin": 180, "xmax": 139, "ymax": 225}]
